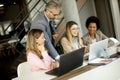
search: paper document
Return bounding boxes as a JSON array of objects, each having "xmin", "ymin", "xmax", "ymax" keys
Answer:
[{"xmin": 88, "ymin": 58, "xmax": 117, "ymax": 65}]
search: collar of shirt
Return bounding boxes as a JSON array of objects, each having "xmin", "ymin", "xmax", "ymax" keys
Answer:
[{"xmin": 44, "ymin": 11, "xmax": 50, "ymax": 23}]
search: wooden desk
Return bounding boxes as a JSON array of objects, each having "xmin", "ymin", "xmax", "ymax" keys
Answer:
[
  {"xmin": 12, "ymin": 61, "xmax": 88, "ymax": 80},
  {"xmin": 52, "ymin": 65, "xmax": 97, "ymax": 80},
  {"xmin": 52, "ymin": 56, "xmax": 120, "ymax": 80}
]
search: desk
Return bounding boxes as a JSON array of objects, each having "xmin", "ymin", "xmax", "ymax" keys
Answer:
[
  {"xmin": 12, "ymin": 60, "xmax": 88, "ymax": 80},
  {"xmin": 14, "ymin": 70, "xmax": 56, "ymax": 80},
  {"xmin": 52, "ymin": 57, "xmax": 120, "ymax": 80},
  {"xmin": 12, "ymin": 54, "xmax": 120, "ymax": 80}
]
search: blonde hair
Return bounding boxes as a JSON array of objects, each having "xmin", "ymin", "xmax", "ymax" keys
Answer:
[
  {"xmin": 66, "ymin": 21, "xmax": 83, "ymax": 49},
  {"xmin": 26, "ymin": 29, "xmax": 43, "ymax": 59}
]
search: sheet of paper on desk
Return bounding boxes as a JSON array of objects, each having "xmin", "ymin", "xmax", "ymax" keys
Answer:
[{"xmin": 88, "ymin": 58, "xmax": 117, "ymax": 65}]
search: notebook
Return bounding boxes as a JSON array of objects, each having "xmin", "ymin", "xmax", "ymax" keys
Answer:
[
  {"xmin": 88, "ymin": 39, "xmax": 116, "ymax": 65},
  {"xmin": 46, "ymin": 47, "xmax": 85, "ymax": 76}
]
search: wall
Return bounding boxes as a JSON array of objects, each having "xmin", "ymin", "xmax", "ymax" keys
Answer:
[
  {"xmin": 94, "ymin": 0, "xmax": 115, "ymax": 38},
  {"xmin": 79, "ymin": 0, "xmax": 96, "ymax": 36},
  {"xmin": 79, "ymin": 0, "xmax": 116, "ymax": 38},
  {"xmin": 119, "ymin": 0, "xmax": 120, "ymax": 11},
  {"xmin": 110, "ymin": 0, "xmax": 120, "ymax": 41}
]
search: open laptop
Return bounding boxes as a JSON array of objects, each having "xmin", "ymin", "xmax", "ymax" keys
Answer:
[
  {"xmin": 88, "ymin": 38, "xmax": 117, "ymax": 65},
  {"xmin": 46, "ymin": 47, "xmax": 85, "ymax": 76},
  {"xmin": 89, "ymin": 39, "xmax": 109, "ymax": 61},
  {"xmin": 88, "ymin": 39, "xmax": 112, "ymax": 65}
]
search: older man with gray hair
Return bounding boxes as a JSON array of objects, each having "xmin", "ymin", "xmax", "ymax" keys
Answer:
[{"xmin": 31, "ymin": 0, "xmax": 61, "ymax": 60}]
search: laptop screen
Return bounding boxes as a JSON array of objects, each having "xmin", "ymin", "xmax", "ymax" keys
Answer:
[
  {"xmin": 58, "ymin": 47, "xmax": 85, "ymax": 76},
  {"xmin": 89, "ymin": 39, "xmax": 109, "ymax": 61}
]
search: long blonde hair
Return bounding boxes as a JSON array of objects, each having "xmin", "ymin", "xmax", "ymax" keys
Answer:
[
  {"xmin": 66, "ymin": 21, "xmax": 83, "ymax": 49},
  {"xmin": 26, "ymin": 29, "xmax": 43, "ymax": 59}
]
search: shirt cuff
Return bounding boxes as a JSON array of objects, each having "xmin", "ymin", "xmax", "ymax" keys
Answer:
[
  {"xmin": 56, "ymin": 61, "xmax": 59, "ymax": 67},
  {"xmin": 55, "ymin": 55, "xmax": 60, "ymax": 61}
]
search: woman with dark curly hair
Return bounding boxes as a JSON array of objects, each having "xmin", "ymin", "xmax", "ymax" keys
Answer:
[{"xmin": 82, "ymin": 16, "xmax": 107, "ymax": 46}]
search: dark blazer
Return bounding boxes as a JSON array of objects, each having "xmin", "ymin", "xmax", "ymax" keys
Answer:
[{"xmin": 31, "ymin": 11, "xmax": 59, "ymax": 59}]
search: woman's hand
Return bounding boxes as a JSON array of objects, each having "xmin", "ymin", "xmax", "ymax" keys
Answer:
[
  {"xmin": 53, "ymin": 33, "xmax": 59, "ymax": 40},
  {"xmin": 37, "ymin": 44, "xmax": 46, "ymax": 52},
  {"xmin": 85, "ymin": 45, "xmax": 90, "ymax": 53},
  {"xmin": 50, "ymin": 62, "xmax": 57, "ymax": 69}
]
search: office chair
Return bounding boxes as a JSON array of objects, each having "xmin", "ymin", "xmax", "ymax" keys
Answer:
[
  {"xmin": 17, "ymin": 62, "xmax": 31, "ymax": 77},
  {"xmin": 12, "ymin": 62, "xmax": 31, "ymax": 80}
]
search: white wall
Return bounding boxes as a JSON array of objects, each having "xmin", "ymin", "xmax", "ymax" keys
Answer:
[
  {"xmin": 110, "ymin": 0, "xmax": 120, "ymax": 41},
  {"xmin": 79, "ymin": 0, "xmax": 96, "ymax": 36}
]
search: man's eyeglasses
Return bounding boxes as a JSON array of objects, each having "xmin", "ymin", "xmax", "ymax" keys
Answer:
[{"xmin": 48, "ymin": 10, "xmax": 60, "ymax": 17}]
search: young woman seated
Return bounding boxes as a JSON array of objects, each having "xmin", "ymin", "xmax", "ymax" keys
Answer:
[
  {"xmin": 82, "ymin": 16, "xmax": 108, "ymax": 46},
  {"xmin": 61, "ymin": 21, "xmax": 89, "ymax": 54},
  {"xmin": 26, "ymin": 29, "xmax": 57, "ymax": 71}
]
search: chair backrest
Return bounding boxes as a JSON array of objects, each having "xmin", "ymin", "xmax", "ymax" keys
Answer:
[
  {"xmin": 17, "ymin": 62, "xmax": 31, "ymax": 77},
  {"xmin": 55, "ymin": 40, "xmax": 64, "ymax": 54}
]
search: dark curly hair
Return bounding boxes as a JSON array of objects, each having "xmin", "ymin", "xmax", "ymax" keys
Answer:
[{"xmin": 86, "ymin": 16, "xmax": 100, "ymax": 30}]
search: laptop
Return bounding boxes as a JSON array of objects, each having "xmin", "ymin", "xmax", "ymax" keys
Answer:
[
  {"xmin": 89, "ymin": 39, "xmax": 109, "ymax": 61},
  {"xmin": 88, "ymin": 38, "xmax": 117, "ymax": 65},
  {"xmin": 46, "ymin": 47, "xmax": 85, "ymax": 76}
]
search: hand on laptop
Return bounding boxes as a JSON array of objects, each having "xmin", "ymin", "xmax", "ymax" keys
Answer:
[
  {"xmin": 85, "ymin": 45, "xmax": 90, "ymax": 53},
  {"xmin": 50, "ymin": 62, "xmax": 57, "ymax": 69}
]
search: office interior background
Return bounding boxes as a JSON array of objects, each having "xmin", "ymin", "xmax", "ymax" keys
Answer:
[{"xmin": 0, "ymin": 0, "xmax": 120, "ymax": 79}]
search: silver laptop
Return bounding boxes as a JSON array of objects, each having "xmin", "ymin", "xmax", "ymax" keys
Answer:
[
  {"xmin": 46, "ymin": 47, "xmax": 85, "ymax": 76},
  {"xmin": 88, "ymin": 39, "xmax": 113, "ymax": 65},
  {"xmin": 89, "ymin": 39, "xmax": 109, "ymax": 61}
]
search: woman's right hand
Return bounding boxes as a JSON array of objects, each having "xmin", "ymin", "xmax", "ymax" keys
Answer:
[
  {"xmin": 85, "ymin": 44, "xmax": 90, "ymax": 53},
  {"xmin": 37, "ymin": 44, "xmax": 46, "ymax": 52},
  {"xmin": 50, "ymin": 62, "xmax": 57, "ymax": 69}
]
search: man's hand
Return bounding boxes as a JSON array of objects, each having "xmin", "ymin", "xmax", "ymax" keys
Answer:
[{"xmin": 53, "ymin": 33, "xmax": 59, "ymax": 40}]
